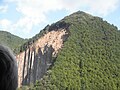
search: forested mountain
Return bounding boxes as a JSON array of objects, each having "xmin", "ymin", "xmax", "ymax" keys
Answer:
[
  {"xmin": 18, "ymin": 11, "xmax": 120, "ymax": 90},
  {"xmin": 0, "ymin": 31, "xmax": 27, "ymax": 52}
]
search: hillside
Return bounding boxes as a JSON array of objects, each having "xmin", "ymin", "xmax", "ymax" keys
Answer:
[
  {"xmin": 0, "ymin": 31, "xmax": 27, "ymax": 52},
  {"xmin": 18, "ymin": 11, "xmax": 120, "ymax": 90}
]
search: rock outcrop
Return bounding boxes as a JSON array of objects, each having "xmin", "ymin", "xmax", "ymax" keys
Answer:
[{"xmin": 16, "ymin": 22, "xmax": 69, "ymax": 87}]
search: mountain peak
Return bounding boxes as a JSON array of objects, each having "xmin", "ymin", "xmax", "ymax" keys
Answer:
[
  {"xmin": 16, "ymin": 11, "xmax": 120, "ymax": 90},
  {"xmin": 70, "ymin": 11, "xmax": 92, "ymax": 17},
  {"xmin": 63, "ymin": 11, "xmax": 101, "ymax": 25}
]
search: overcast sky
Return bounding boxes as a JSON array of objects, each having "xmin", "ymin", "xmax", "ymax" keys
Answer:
[{"xmin": 0, "ymin": 0, "xmax": 120, "ymax": 38}]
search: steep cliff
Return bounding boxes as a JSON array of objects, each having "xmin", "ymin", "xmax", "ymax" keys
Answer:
[
  {"xmin": 30, "ymin": 11, "xmax": 120, "ymax": 90},
  {"xmin": 17, "ymin": 11, "xmax": 120, "ymax": 90},
  {"xmin": 16, "ymin": 21, "xmax": 70, "ymax": 87}
]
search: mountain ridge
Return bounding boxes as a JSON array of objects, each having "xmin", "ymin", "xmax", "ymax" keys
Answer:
[
  {"xmin": 0, "ymin": 30, "xmax": 27, "ymax": 52},
  {"xmin": 16, "ymin": 11, "xmax": 120, "ymax": 90}
]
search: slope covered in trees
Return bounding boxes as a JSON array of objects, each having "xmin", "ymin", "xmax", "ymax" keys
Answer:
[
  {"xmin": 0, "ymin": 31, "xmax": 27, "ymax": 52},
  {"xmin": 21, "ymin": 11, "xmax": 120, "ymax": 90}
]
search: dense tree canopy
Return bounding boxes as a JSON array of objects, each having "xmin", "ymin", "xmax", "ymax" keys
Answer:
[
  {"xmin": 20, "ymin": 11, "xmax": 120, "ymax": 90},
  {"xmin": 0, "ymin": 31, "xmax": 26, "ymax": 52}
]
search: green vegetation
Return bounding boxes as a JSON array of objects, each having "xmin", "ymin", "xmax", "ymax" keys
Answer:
[
  {"xmin": 0, "ymin": 31, "xmax": 27, "ymax": 53},
  {"xmin": 30, "ymin": 11, "xmax": 120, "ymax": 90}
]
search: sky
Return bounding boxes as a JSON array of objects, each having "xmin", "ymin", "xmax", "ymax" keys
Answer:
[{"xmin": 0, "ymin": 0, "xmax": 120, "ymax": 39}]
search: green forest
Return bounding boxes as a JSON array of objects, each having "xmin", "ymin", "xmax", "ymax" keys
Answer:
[
  {"xmin": 3, "ymin": 11, "xmax": 116, "ymax": 90},
  {"xmin": 0, "ymin": 31, "xmax": 27, "ymax": 52},
  {"xmin": 24, "ymin": 11, "xmax": 120, "ymax": 90}
]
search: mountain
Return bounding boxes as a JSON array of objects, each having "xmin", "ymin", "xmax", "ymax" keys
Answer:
[
  {"xmin": 17, "ymin": 11, "xmax": 120, "ymax": 90},
  {"xmin": 0, "ymin": 31, "xmax": 27, "ymax": 52}
]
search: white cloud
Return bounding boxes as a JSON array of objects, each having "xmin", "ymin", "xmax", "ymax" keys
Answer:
[
  {"xmin": 13, "ymin": 17, "xmax": 33, "ymax": 33},
  {"xmin": 12, "ymin": 17, "xmax": 46, "ymax": 34},
  {"xmin": 0, "ymin": 5, "xmax": 8, "ymax": 13},
  {"xmin": 87, "ymin": 0, "xmax": 119, "ymax": 16},
  {"xmin": 6, "ymin": 0, "xmax": 119, "ymax": 18},
  {"xmin": 1, "ymin": 0, "xmax": 120, "ymax": 38},
  {"xmin": 4, "ymin": 0, "xmax": 48, "ymax": 35},
  {"xmin": 0, "ymin": 19, "xmax": 11, "ymax": 29}
]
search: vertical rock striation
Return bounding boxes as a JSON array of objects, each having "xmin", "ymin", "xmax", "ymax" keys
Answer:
[{"xmin": 16, "ymin": 22, "xmax": 70, "ymax": 87}]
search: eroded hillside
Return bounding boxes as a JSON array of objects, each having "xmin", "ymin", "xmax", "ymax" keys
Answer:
[
  {"xmin": 16, "ymin": 22, "xmax": 70, "ymax": 87},
  {"xmin": 30, "ymin": 11, "xmax": 120, "ymax": 90},
  {"xmin": 17, "ymin": 11, "xmax": 120, "ymax": 90}
]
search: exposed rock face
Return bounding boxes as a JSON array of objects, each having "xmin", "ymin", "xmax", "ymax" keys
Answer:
[{"xmin": 16, "ymin": 28, "xmax": 69, "ymax": 87}]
